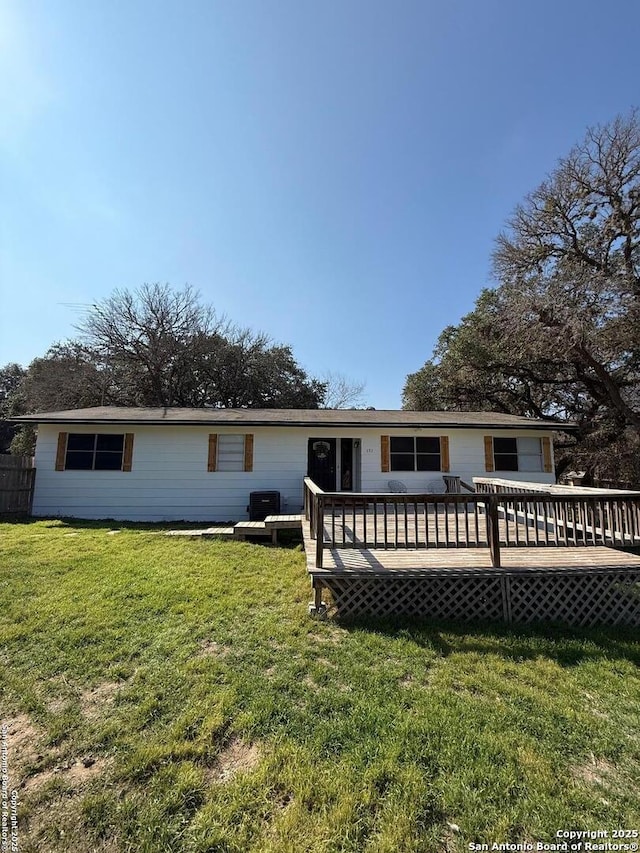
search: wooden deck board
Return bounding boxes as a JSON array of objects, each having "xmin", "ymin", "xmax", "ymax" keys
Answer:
[
  {"xmin": 234, "ymin": 520, "xmax": 271, "ymax": 539},
  {"xmin": 264, "ymin": 514, "xmax": 304, "ymax": 529},
  {"xmin": 302, "ymin": 521, "xmax": 640, "ymax": 577},
  {"xmin": 166, "ymin": 526, "xmax": 235, "ymax": 537},
  {"xmin": 165, "ymin": 515, "xmax": 303, "ymax": 540}
]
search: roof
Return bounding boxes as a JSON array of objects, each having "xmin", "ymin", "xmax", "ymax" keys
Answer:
[{"xmin": 12, "ymin": 406, "xmax": 569, "ymax": 431}]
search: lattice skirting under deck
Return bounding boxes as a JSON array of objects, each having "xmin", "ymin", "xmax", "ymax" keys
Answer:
[{"xmin": 316, "ymin": 570, "xmax": 640, "ymax": 626}]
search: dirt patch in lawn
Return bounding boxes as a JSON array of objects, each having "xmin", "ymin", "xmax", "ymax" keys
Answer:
[
  {"xmin": 572, "ymin": 756, "xmax": 618, "ymax": 787},
  {"xmin": 22, "ymin": 755, "xmax": 111, "ymax": 793},
  {"xmin": 3, "ymin": 713, "xmax": 43, "ymax": 789},
  {"xmin": 311, "ymin": 627, "xmax": 346, "ymax": 646},
  {"xmin": 3, "ymin": 712, "xmax": 116, "ymax": 851},
  {"xmin": 196, "ymin": 639, "xmax": 232, "ymax": 658},
  {"xmin": 80, "ymin": 681, "xmax": 123, "ymax": 718},
  {"xmin": 20, "ymin": 779, "xmax": 120, "ymax": 853},
  {"xmin": 45, "ymin": 677, "xmax": 127, "ymax": 718},
  {"xmin": 206, "ymin": 737, "xmax": 260, "ymax": 783}
]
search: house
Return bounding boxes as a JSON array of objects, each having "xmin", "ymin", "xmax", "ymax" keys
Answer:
[{"xmin": 14, "ymin": 407, "xmax": 559, "ymax": 522}]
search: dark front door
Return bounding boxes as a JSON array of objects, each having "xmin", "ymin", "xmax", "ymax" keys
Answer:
[{"xmin": 307, "ymin": 438, "xmax": 337, "ymax": 491}]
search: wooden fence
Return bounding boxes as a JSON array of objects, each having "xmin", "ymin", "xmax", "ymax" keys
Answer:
[{"xmin": 0, "ymin": 456, "xmax": 35, "ymax": 514}]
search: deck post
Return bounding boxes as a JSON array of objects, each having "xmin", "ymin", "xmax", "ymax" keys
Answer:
[
  {"xmin": 308, "ymin": 579, "xmax": 327, "ymax": 618},
  {"xmin": 487, "ymin": 495, "xmax": 501, "ymax": 568},
  {"xmin": 315, "ymin": 495, "xmax": 324, "ymax": 568},
  {"xmin": 500, "ymin": 575, "xmax": 512, "ymax": 623},
  {"xmin": 309, "ymin": 493, "xmax": 316, "ymax": 540}
]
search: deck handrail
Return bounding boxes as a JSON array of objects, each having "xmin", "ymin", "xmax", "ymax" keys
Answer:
[
  {"xmin": 474, "ymin": 476, "xmax": 640, "ymax": 496},
  {"xmin": 303, "ymin": 477, "xmax": 326, "ymax": 567},
  {"xmin": 303, "ymin": 476, "xmax": 325, "ymax": 497},
  {"xmin": 304, "ymin": 478, "xmax": 640, "ymax": 569}
]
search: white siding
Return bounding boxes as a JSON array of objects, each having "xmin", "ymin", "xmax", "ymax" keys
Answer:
[{"xmin": 32, "ymin": 424, "xmax": 556, "ymax": 521}]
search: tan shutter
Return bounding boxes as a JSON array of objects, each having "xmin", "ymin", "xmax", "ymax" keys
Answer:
[
  {"xmin": 440, "ymin": 436, "xmax": 450, "ymax": 472},
  {"xmin": 542, "ymin": 436, "xmax": 553, "ymax": 473},
  {"xmin": 122, "ymin": 433, "xmax": 134, "ymax": 472},
  {"xmin": 55, "ymin": 432, "xmax": 68, "ymax": 471},
  {"xmin": 381, "ymin": 435, "xmax": 390, "ymax": 472},
  {"xmin": 484, "ymin": 436, "xmax": 494, "ymax": 472},
  {"xmin": 244, "ymin": 434, "xmax": 254, "ymax": 472},
  {"xmin": 207, "ymin": 434, "xmax": 218, "ymax": 472}
]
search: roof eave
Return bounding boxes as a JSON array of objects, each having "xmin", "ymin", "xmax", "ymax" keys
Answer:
[{"xmin": 10, "ymin": 414, "xmax": 569, "ymax": 430}]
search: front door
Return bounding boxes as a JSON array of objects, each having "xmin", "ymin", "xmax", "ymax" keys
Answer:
[{"xmin": 307, "ymin": 438, "xmax": 337, "ymax": 491}]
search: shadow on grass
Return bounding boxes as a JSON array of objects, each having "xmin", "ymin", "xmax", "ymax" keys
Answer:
[
  {"xmin": 2, "ymin": 515, "xmax": 237, "ymax": 531},
  {"xmin": 338, "ymin": 615, "xmax": 640, "ymax": 667},
  {"xmin": 0, "ymin": 515, "xmax": 305, "ymax": 547}
]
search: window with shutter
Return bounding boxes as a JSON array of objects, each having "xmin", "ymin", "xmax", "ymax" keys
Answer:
[
  {"xmin": 489, "ymin": 436, "xmax": 544, "ymax": 472},
  {"xmin": 208, "ymin": 435, "xmax": 252, "ymax": 472},
  {"xmin": 61, "ymin": 433, "xmax": 129, "ymax": 471},
  {"xmin": 388, "ymin": 437, "xmax": 442, "ymax": 471}
]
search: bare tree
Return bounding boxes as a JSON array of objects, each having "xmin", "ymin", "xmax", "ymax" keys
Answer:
[
  {"xmin": 73, "ymin": 283, "xmax": 325, "ymax": 408},
  {"xmin": 320, "ymin": 371, "xmax": 367, "ymax": 409},
  {"xmin": 75, "ymin": 283, "xmax": 225, "ymax": 407},
  {"xmin": 405, "ymin": 109, "xmax": 640, "ymax": 482},
  {"xmin": 493, "ymin": 110, "xmax": 640, "ymax": 432}
]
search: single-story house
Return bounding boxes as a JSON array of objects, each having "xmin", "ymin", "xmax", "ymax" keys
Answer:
[{"xmin": 14, "ymin": 407, "xmax": 560, "ymax": 522}]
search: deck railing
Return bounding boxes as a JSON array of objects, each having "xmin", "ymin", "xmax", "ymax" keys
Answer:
[
  {"xmin": 474, "ymin": 477, "xmax": 551, "ymax": 495},
  {"xmin": 474, "ymin": 476, "xmax": 640, "ymax": 496},
  {"xmin": 303, "ymin": 477, "xmax": 640, "ymax": 569}
]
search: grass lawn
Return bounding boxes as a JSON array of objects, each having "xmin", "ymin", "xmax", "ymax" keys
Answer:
[{"xmin": 1, "ymin": 519, "xmax": 639, "ymax": 852}]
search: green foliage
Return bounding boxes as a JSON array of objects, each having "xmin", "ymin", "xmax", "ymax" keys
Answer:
[
  {"xmin": 9, "ymin": 425, "xmax": 36, "ymax": 456},
  {"xmin": 2, "ymin": 521, "xmax": 639, "ymax": 850},
  {"xmin": 0, "ymin": 362, "xmax": 27, "ymax": 451}
]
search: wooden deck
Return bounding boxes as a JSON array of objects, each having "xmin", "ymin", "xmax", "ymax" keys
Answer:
[
  {"xmin": 302, "ymin": 521, "xmax": 640, "ymax": 576},
  {"xmin": 301, "ymin": 517, "xmax": 640, "ymax": 626}
]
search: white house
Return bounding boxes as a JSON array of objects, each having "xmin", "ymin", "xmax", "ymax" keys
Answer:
[{"xmin": 15, "ymin": 407, "xmax": 559, "ymax": 522}]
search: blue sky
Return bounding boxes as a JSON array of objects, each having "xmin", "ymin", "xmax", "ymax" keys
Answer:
[{"xmin": 1, "ymin": 0, "xmax": 639, "ymax": 408}]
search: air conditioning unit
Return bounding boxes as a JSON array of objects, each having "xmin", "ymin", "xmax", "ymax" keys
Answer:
[{"xmin": 248, "ymin": 491, "xmax": 281, "ymax": 521}]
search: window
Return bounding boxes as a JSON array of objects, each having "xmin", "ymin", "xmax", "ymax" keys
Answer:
[
  {"xmin": 493, "ymin": 436, "xmax": 542, "ymax": 472},
  {"xmin": 390, "ymin": 436, "xmax": 441, "ymax": 471},
  {"xmin": 65, "ymin": 434, "xmax": 125, "ymax": 471},
  {"xmin": 208, "ymin": 434, "xmax": 253, "ymax": 472},
  {"xmin": 217, "ymin": 435, "xmax": 245, "ymax": 471}
]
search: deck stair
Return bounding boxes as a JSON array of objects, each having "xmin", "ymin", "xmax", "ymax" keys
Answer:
[
  {"xmin": 235, "ymin": 514, "xmax": 303, "ymax": 543},
  {"xmin": 233, "ymin": 520, "xmax": 271, "ymax": 540},
  {"xmin": 166, "ymin": 514, "xmax": 303, "ymax": 542}
]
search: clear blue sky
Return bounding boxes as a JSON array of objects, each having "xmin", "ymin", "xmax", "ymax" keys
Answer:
[{"xmin": 1, "ymin": 0, "xmax": 639, "ymax": 408}]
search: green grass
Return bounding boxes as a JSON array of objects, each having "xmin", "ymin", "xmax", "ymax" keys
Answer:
[{"xmin": 1, "ymin": 519, "xmax": 639, "ymax": 852}]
